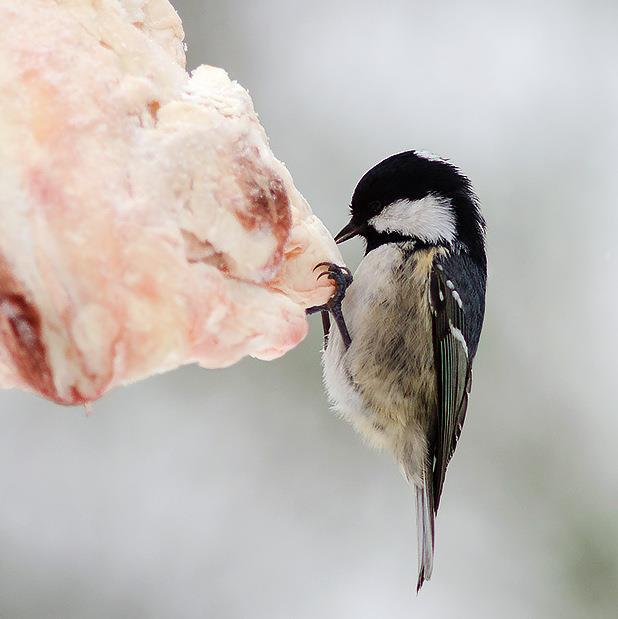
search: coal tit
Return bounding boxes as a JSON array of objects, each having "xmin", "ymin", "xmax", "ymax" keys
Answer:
[{"xmin": 308, "ymin": 150, "xmax": 487, "ymax": 591}]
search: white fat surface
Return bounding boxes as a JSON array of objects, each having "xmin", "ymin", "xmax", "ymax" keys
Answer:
[
  {"xmin": 369, "ymin": 195, "xmax": 456, "ymax": 244},
  {"xmin": 0, "ymin": 1, "xmax": 341, "ymax": 402},
  {"xmin": 0, "ymin": 300, "xmax": 36, "ymax": 347}
]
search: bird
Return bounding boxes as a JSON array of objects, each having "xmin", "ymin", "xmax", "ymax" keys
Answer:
[{"xmin": 307, "ymin": 150, "xmax": 487, "ymax": 591}]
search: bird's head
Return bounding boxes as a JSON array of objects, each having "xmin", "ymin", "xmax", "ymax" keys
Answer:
[{"xmin": 335, "ymin": 151, "xmax": 486, "ymax": 258}]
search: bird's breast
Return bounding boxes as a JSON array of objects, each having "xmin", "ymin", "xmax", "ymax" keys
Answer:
[{"xmin": 322, "ymin": 243, "xmax": 440, "ymax": 448}]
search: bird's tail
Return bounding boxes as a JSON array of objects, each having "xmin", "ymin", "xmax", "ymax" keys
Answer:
[{"xmin": 414, "ymin": 471, "xmax": 435, "ymax": 593}]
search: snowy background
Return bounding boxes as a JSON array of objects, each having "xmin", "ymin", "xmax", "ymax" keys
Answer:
[{"xmin": 1, "ymin": 0, "xmax": 617, "ymax": 617}]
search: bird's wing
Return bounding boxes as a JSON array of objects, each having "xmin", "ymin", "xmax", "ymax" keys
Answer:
[{"xmin": 429, "ymin": 251, "xmax": 486, "ymax": 510}]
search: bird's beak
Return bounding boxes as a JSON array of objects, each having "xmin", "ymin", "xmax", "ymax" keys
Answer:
[{"xmin": 334, "ymin": 220, "xmax": 364, "ymax": 244}]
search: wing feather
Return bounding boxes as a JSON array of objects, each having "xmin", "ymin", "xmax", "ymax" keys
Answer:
[{"xmin": 429, "ymin": 253, "xmax": 485, "ymax": 510}]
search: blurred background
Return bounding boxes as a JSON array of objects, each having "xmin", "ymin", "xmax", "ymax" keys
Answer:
[{"xmin": 1, "ymin": 0, "xmax": 617, "ymax": 617}]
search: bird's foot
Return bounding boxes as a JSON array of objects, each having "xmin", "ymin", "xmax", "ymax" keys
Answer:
[
  {"xmin": 306, "ymin": 262, "xmax": 353, "ymax": 316},
  {"xmin": 306, "ymin": 263, "xmax": 353, "ymax": 349}
]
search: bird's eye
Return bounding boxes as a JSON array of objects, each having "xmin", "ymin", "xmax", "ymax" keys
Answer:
[{"xmin": 368, "ymin": 200, "xmax": 381, "ymax": 214}]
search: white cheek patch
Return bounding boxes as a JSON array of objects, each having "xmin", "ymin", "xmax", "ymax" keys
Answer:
[{"xmin": 368, "ymin": 194, "xmax": 457, "ymax": 244}]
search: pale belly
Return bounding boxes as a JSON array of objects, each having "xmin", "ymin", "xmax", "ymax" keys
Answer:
[{"xmin": 322, "ymin": 243, "xmax": 438, "ymax": 472}]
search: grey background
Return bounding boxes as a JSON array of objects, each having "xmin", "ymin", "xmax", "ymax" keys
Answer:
[{"xmin": 1, "ymin": 0, "xmax": 617, "ymax": 617}]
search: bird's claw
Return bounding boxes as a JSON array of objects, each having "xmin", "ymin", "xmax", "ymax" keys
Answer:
[
  {"xmin": 306, "ymin": 262, "xmax": 353, "ymax": 349},
  {"xmin": 306, "ymin": 263, "xmax": 353, "ymax": 314}
]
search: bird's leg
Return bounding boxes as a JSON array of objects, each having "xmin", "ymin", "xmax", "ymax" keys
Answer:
[
  {"xmin": 306, "ymin": 263, "xmax": 353, "ymax": 349},
  {"xmin": 320, "ymin": 311, "xmax": 331, "ymax": 350}
]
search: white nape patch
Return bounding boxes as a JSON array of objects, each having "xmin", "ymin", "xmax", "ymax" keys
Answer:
[
  {"xmin": 449, "ymin": 321, "xmax": 469, "ymax": 357},
  {"xmin": 368, "ymin": 194, "xmax": 456, "ymax": 244},
  {"xmin": 415, "ymin": 150, "xmax": 447, "ymax": 163}
]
